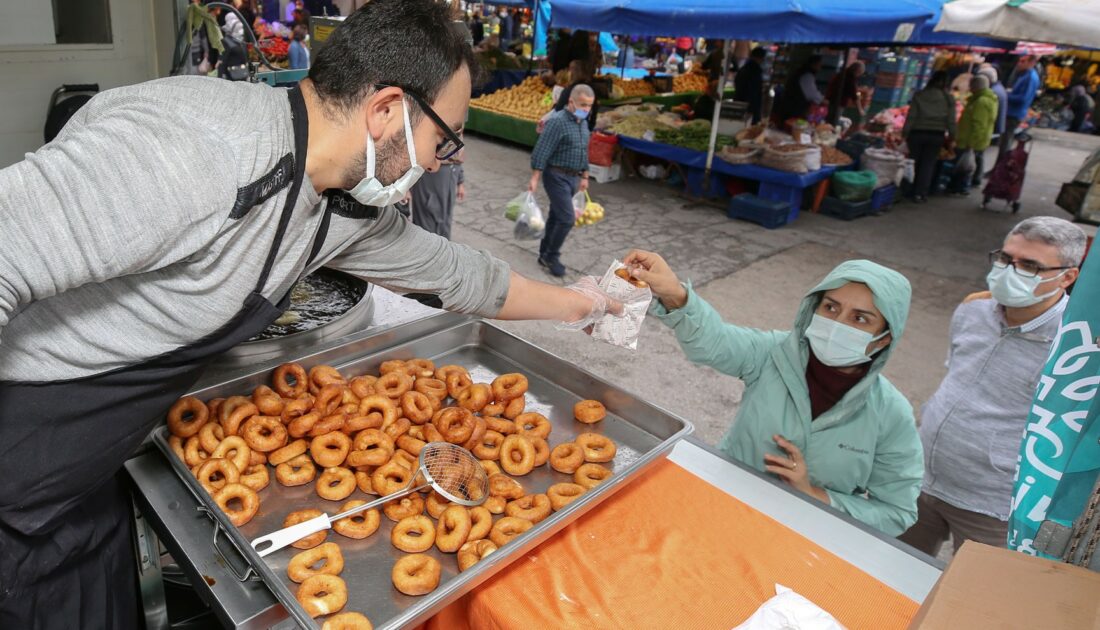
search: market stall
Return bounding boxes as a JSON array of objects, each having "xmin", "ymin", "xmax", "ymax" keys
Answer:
[{"xmin": 126, "ymin": 298, "xmax": 942, "ymax": 628}]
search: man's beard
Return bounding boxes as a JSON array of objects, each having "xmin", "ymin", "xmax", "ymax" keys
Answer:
[{"xmin": 341, "ymin": 131, "xmax": 410, "ymax": 190}]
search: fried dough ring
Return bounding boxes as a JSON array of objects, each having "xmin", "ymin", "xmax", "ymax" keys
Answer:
[
  {"xmin": 332, "ymin": 500, "xmax": 381, "ymax": 539},
  {"xmin": 575, "ymin": 463, "xmax": 612, "ymax": 489},
  {"xmin": 297, "ymin": 574, "xmax": 347, "ymax": 617},
  {"xmin": 576, "ymin": 432, "xmax": 617, "ymax": 463},
  {"xmin": 457, "ymin": 539, "xmax": 498, "ymax": 572},
  {"xmin": 276, "ymin": 453, "xmax": 316, "ymax": 487},
  {"xmin": 284, "ymin": 508, "xmax": 327, "ymax": 549},
  {"xmin": 490, "ymin": 373, "xmax": 529, "ymax": 402},
  {"xmin": 213, "ymin": 483, "xmax": 259, "ymax": 527},
  {"xmin": 274, "ymin": 363, "xmax": 309, "ymax": 398},
  {"xmin": 316, "ymin": 466, "xmax": 356, "ymax": 501},
  {"xmin": 547, "ymin": 482, "xmax": 586, "ymax": 511},
  {"xmin": 241, "ymin": 415, "xmax": 288, "ymax": 453},
  {"xmin": 391, "ymin": 554, "xmax": 440, "ymax": 596},
  {"xmin": 210, "ymin": 435, "xmax": 251, "ymax": 473},
  {"xmin": 383, "ymin": 494, "xmax": 425, "ymax": 522},
  {"xmin": 505, "ymin": 493, "xmax": 551, "ymax": 523},
  {"xmin": 489, "ymin": 516, "xmax": 533, "ymax": 547},
  {"xmin": 435, "ymin": 505, "xmax": 472, "ymax": 553},
  {"xmin": 550, "ymin": 442, "xmax": 585, "ymax": 473},
  {"xmin": 515, "ymin": 413, "xmax": 552, "ymax": 440},
  {"xmin": 573, "ymin": 400, "xmax": 607, "ymax": 424},
  {"xmin": 500, "ymin": 434, "xmax": 535, "ymax": 476},
  {"xmin": 311, "ymin": 431, "xmax": 352, "ymax": 468},
  {"xmin": 287, "ymin": 542, "xmax": 344, "ymax": 583},
  {"xmin": 269, "ymin": 438, "xmax": 309, "ymax": 466},
  {"xmin": 391, "ymin": 515, "xmax": 435, "ymax": 553},
  {"xmin": 196, "ymin": 458, "xmax": 240, "ymax": 494},
  {"xmin": 167, "ymin": 396, "xmax": 208, "ymax": 438}
]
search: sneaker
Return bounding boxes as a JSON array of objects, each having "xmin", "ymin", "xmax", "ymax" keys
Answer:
[{"xmin": 549, "ymin": 260, "xmax": 567, "ymax": 277}]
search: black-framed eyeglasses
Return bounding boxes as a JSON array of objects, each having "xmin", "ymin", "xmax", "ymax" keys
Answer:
[
  {"xmin": 988, "ymin": 249, "xmax": 1073, "ymax": 278},
  {"xmin": 376, "ymin": 83, "xmax": 464, "ymax": 161}
]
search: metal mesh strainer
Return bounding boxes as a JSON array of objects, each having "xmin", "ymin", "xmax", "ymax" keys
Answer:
[{"xmin": 252, "ymin": 442, "xmax": 487, "ymax": 557}]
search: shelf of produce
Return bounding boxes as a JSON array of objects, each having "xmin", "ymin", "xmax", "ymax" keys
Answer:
[{"xmin": 465, "ymin": 108, "xmax": 540, "ymax": 148}]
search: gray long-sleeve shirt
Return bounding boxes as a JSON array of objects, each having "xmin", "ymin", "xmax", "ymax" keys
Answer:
[
  {"xmin": 919, "ymin": 296, "xmax": 1067, "ymax": 520},
  {"xmin": 0, "ymin": 76, "xmax": 510, "ymax": 382}
]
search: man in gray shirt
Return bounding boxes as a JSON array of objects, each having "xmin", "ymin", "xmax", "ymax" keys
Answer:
[
  {"xmin": 0, "ymin": 1, "xmax": 618, "ymax": 626},
  {"xmin": 900, "ymin": 217, "xmax": 1086, "ymax": 556}
]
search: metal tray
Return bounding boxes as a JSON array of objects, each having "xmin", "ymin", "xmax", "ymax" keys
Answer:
[{"xmin": 153, "ymin": 317, "xmax": 693, "ymax": 629}]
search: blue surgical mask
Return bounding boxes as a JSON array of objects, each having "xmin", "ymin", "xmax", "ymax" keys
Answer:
[
  {"xmin": 345, "ymin": 99, "xmax": 425, "ymax": 207},
  {"xmin": 986, "ymin": 265, "xmax": 1067, "ymax": 308},
  {"xmin": 573, "ymin": 108, "xmax": 590, "ymax": 121},
  {"xmin": 805, "ymin": 314, "xmax": 889, "ymax": 368}
]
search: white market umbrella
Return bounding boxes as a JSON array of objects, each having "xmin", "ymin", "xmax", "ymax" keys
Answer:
[{"xmin": 936, "ymin": 0, "xmax": 1100, "ymax": 49}]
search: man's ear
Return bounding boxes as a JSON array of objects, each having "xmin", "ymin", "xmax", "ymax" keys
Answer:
[
  {"xmin": 1061, "ymin": 267, "xmax": 1080, "ymax": 290},
  {"xmin": 364, "ymin": 86, "xmax": 405, "ymax": 141}
]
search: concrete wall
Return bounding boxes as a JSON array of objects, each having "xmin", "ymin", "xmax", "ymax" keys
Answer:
[{"xmin": 0, "ymin": 0, "xmax": 172, "ymax": 168}]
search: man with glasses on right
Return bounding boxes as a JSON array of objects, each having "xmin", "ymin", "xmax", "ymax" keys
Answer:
[{"xmin": 900, "ymin": 216, "xmax": 1087, "ymax": 556}]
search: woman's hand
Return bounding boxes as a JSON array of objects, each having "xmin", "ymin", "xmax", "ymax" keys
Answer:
[
  {"xmin": 763, "ymin": 435, "xmax": 831, "ymax": 505},
  {"xmin": 622, "ymin": 249, "xmax": 687, "ymax": 310}
]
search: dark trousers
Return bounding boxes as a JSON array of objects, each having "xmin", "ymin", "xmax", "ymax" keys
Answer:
[
  {"xmin": 907, "ymin": 130, "xmax": 945, "ymax": 198},
  {"xmin": 539, "ymin": 167, "xmax": 579, "ymax": 264},
  {"xmin": 971, "ymin": 148, "xmax": 985, "ymax": 187},
  {"xmin": 899, "ymin": 492, "xmax": 1008, "ymax": 557},
  {"xmin": 411, "ymin": 164, "xmax": 457, "ymax": 240}
]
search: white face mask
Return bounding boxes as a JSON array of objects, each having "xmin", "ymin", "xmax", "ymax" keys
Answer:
[
  {"xmin": 345, "ymin": 99, "xmax": 425, "ymax": 207},
  {"xmin": 805, "ymin": 314, "xmax": 889, "ymax": 368},
  {"xmin": 986, "ymin": 265, "xmax": 1066, "ymax": 308}
]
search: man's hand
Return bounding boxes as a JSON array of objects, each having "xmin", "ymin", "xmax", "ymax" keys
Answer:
[
  {"xmin": 528, "ymin": 172, "xmax": 540, "ymax": 193},
  {"xmin": 457, "ymin": 183, "xmax": 466, "ymax": 202},
  {"xmin": 622, "ymin": 249, "xmax": 687, "ymax": 310},
  {"xmin": 763, "ymin": 435, "xmax": 831, "ymax": 504},
  {"xmin": 579, "ymin": 177, "xmax": 589, "ymax": 192}
]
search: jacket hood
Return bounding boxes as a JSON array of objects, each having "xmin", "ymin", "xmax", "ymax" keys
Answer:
[
  {"xmin": 771, "ymin": 260, "xmax": 912, "ymax": 423},
  {"xmin": 969, "ymin": 87, "xmax": 996, "ymax": 103}
]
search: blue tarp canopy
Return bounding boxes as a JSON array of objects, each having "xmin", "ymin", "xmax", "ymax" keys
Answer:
[{"xmin": 548, "ymin": 0, "xmax": 937, "ymax": 44}]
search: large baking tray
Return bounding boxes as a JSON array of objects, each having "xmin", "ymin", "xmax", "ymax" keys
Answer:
[{"xmin": 153, "ymin": 317, "xmax": 692, "ymax": 629}]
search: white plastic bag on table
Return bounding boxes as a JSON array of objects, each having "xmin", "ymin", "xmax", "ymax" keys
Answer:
[
  {"xmin": 733, "ymin": 584, "xmax": 848, "ymax": 630},
  {"xmin": 590, "ymin": 260, "xmax": 652, "ymax": 350},
  {"xmin": 507, "ymin": 192, "xmax": 545, "ymax": 240}
]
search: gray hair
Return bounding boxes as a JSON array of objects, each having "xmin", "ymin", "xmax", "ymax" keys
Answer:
[
  {"xmin": 1009, "ymin": 216, "xmax": 1088, "ymax": 267},
  {"xmin": 977, "ymin": 65, "xmax": 998, "ymax": 84},
  {"xmin": 570, "ymin": 83, "xmax": 596, "ymax": 102},
  {"xmin": 970, "ymin": 75, "xmax": 990, "ymax": 92}
]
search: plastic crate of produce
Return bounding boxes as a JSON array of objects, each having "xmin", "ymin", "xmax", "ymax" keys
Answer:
[
  {"xmin": 821, "ymin": 196, "xmax": 872, "ymax": 220},
  {"xmin": 877, "ymin": 58, "xmax": 908, "ymax": 74},
  {"xmin": 876, "ymin": 73, "xmax": 906, "ymax": 88},
  {"xmin": 727, "ymin": 193, "xmax": 792, "ymax": 229},
  {"xmin": 872, "ymin": 86, "xmax": 905, "ymax": 103},
  {"xmin": 870, "ymin": 184, "xmax": 896, "ymax": 210}
]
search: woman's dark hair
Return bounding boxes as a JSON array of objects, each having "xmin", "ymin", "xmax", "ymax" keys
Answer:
[
  {"xmin": 308, "ymin": 0, "xmax": 479, "ymax": 114},
  {"xmin": 926, "ymin": 71, "xmax": 949, "ymax": 90}
]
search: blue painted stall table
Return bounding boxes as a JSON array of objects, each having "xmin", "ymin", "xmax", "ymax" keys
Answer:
[{"xmin": 617, "ymin": 135, "xmax": 837, "ymax": 222}]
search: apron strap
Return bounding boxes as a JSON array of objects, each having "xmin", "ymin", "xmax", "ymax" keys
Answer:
[{"xmin": 255, "ymin": 84, "xmax": 311, "ymax": 295}]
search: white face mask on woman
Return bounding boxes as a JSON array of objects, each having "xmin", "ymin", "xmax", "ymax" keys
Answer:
[
  {"xmin": 805, "ymin": 314, "xmax": 889, "ymax": 368},
  {"xmin": 345, "ymin": 99, "xmax": 425, "ymax": 207}
]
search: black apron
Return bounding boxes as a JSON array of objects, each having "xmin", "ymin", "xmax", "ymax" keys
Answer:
[{"xmin": 0, "ymin": 86, "xmax": 328, "ymax": 629}]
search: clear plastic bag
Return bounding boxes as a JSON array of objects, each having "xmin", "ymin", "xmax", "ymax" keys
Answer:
[
  {"xmin": 572, "ymin": 191, "xmax": 586, "ymax": 221},
  {"xmin": 506, "ymin": 191, "xmax": 545, "ymax": 241},
  {"xmin": 590, "ymin": 260, "xmax": 652, "ymax": 350}
]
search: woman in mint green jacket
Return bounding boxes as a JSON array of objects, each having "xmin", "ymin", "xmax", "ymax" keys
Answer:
[{"xmin": 625, "ymin": 252, "xmax": 923, "ymax": 536}]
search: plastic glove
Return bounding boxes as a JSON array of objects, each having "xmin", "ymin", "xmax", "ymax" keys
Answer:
[{"xmin": 556, "ymin": 276, "xmax": 623, "ymax": 332}]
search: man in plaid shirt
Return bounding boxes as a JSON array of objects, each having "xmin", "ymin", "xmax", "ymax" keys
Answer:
[{"xmin": 528, "ymin": 84, "xmax": 594, "ymax": 277}]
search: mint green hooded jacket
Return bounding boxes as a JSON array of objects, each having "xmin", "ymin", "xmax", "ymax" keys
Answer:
[{"xmin": 652, "ymin": 260, "xmax": 923, "ymax": 536}]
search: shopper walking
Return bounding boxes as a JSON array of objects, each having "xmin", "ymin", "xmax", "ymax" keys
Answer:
[
  {"xmin": 902, "ymin": 71, "xmax": 956, "ymax": 203},
  {"xmin": 950, "ymin": 75, "xmax": 998, "ymax": 195},
  {"xmin": 997, "ymin": 55, "xmax": 1040, "ymax": 160},
  {"xmin": 974, "ymin": 65, "xmax": 1007, "ymax": 188},
  {"xmin": 529, "ymin": 84, "xmax": 594, "ymax": 277},
  {"xmin": 411, "ymin": 138, "xmax": 464, "ymax": 239},
  {"xmin": 1068, "ymin": 84, "xmax": 1094, "ymax": 133}
]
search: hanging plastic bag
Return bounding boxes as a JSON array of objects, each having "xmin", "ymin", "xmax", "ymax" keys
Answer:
[
  {"xmin": 574, "ymin": 191, "xmax": 606, "ymax": 227},
  {"xmin": 507, "ymin": 192, "xmax": 545, "ymax": 240},
  {"xmin": 588, "ymin": 260, "xmax": 652, "ymax": 350},
  {"xmin": 572, "ymin": 191, "xmax": 586, "ymax": 221},
  {"xmin": 953, "ymin": 149, "xmax": 976, "ymax": 175}
]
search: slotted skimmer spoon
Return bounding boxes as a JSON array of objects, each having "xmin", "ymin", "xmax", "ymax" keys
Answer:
[{"xmin": 251, "ymin": 442, "xmax": 488, "ymax": 557}]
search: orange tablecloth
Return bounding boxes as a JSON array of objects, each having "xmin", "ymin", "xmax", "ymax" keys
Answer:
[{"xmin": 417, "ymin": 459, "xmax": 918, "ymax": 630}]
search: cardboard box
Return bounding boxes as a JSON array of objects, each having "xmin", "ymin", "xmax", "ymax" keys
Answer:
[
  {"xmin": 588, "ymin": 162, "xmax": 621, "ymax": 184},
  {"xmin": 908, "ymin": 542, "xmax": 1100, "ymax": 629}
]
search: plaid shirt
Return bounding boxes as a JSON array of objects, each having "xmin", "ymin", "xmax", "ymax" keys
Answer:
[{"xmin": 531, "ymin": 109, "xmax": 589, "ymax": 173}]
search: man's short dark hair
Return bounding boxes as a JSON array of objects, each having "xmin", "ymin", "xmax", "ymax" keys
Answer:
[
  {"xmin": 750, "ymin": 46, "xmax": 767, "ymax": 60},
  {"xmin": 308, "ymin": 0, "xmax": 479, "ymax": 113}
]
